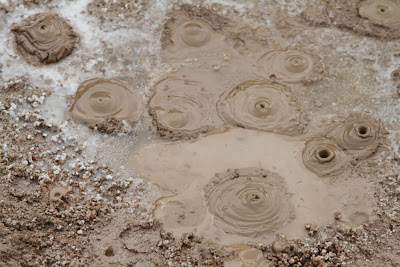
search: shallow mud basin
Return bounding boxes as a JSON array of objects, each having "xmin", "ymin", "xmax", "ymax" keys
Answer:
[{"xmin": 1, "ymin": 0, "xmax": 400, "ymax": 267}]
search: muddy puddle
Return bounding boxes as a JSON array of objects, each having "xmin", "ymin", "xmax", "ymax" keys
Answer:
[
  {"xmin": 125, "ymin": 7, "xmax": 383, "ymax": 249},
  {"xmin": 131, "ymin": 128, "xmax": 375, "ymax": 245}
]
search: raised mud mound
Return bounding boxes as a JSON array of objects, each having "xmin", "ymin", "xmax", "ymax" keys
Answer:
[
  {"xmin": 301, "ymin": 0, "xmax": 400, "ymax": 39},
  {"xmin": 69, "ymin": 78, "xmax": 143, "ymax": 125},
  {"xmin": 255, "ymin": 49, "xmax": 324, "ymax": 83},
  {"xmin": 217, "ymin": 80, "xmax": 304, "ymax": 135},
  {"xmin": 12, "ymin": 13, "xmax": 79, "ymax": 65},
  {"xmin": 174, "ymin": 20, "xmax": 212, "ymax": 47},
  {"xmin": 358, "ymin": 0, "xmax": 400, "ymax": 26},
  {"xmin": 327, "ymin": 116, "xmax": 379, "ymax": 160},
  {"xmin": 302, "ymin": 137, "xmax": 352, "ymax": 177},
  {"xmin": 204, "ymin": 168, "xmax": 294, "ymax": 237},
  {"xmin": 149, "ymin": 77, "xmax": 215, "ymax": 140},
  {"xmin": 161, "ymin": 4, "xmax": 231, "ymax": 49}
]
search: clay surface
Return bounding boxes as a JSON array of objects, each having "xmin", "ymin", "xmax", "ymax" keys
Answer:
[
  {"xmin": 69, "ymin": 78, "xmax": 143, "ymax": 125},
  {"xmin": 148, "ymin": 76, "xmax": 218, "ymax": 140},
  {"xmin": 204, "ymin": 168, "xmax": 295, "ymax": 237},
  {"xmin": 49, "ymin": 185, "xmax": 72, "ymax": 202},
  {"xmin": 2, "ymin": 1, "xmax": 400, "ymax": 266},
  {"xmin": 12, "ymin": 12, "xmax": 79, "ymax": 64},
  {"xmin": 255, "ymin": 48, "xmax": 324, "ymax": 84},
  {"xmin": 132, "ymin": 128, "xmax": 375, "ymax": 245},
  {"xmin": 358, "ymin": 0, "xmax": 400, "ymax": 26},
  {"xmin": 217, "ymin": 80, "xmax": 304, "ymax": 135},
  {"xmin": 301, "ymin": 0, "xmax": 400, "ymax": 39},
  {"xmin": 327, "ymin": 115, "xmax": 379, "ymax": 160},
  {"xmin": 302, "ymin": 137, "xmax": 353, "ymax": 177}
]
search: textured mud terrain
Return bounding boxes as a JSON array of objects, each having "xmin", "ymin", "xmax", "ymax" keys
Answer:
[{"xmin": 1, "ymin": 0, "xmax": 400, "ymax": 267}]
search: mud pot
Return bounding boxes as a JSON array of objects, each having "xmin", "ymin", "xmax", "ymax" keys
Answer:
[{"xmin": 1, "ymin": 1, "xmax": 400, "ymax": 267}]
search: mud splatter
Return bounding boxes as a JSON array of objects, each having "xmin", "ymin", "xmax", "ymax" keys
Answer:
[
  {"xmin": 12, "ymin": 13, "xmax": 79, "ymax": 65},
  {"xmin": 358, "ymin": 0, "xmax": 400, "ymax": 26},
  {"xmin": 217, "ymin": 80, "xmax": 304, "ymax": 135},
  {"xmin": 327, "ymin": 116, "xmax": 379, "ymax": 160},
  {"xmin": 302, "ymin": 137, "xmax": 353, "ymax": 177},
  {"xmin": 149, "ymin": 77, "xmax": 216, "ymax": 140},
  {"xmin": 255, "ymin": 49, "xmax": 324, "ymax": 84},
  {"xmin": 69, "ymin": 78, "xmax": 143, "ymax": 125},
  {"xmin": 204, "ymin": 168, "xmax": 294, "ymax": 237}
]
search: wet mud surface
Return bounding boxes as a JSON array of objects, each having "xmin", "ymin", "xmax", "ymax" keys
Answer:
[
  {"xmin": 2, "ymin": 0, "xmax": 400, "ymax": 267},
  {"xmin": 12, "ymin": 12, "xmax": 79, "ymax": 65}
]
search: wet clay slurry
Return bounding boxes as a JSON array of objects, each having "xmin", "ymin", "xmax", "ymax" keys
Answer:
[
  {"xmin": 358, "ymin": 0, "xmax": 400, "ymax": 26},
  {"xmin": 131, "ymin": 128, "xmax": 374, "ymax": 244},
  {"xmin": 327, "ymin": 116, "xmax": 379, "ymax": 160},
  {"xmin": 302, "ymin": 137, "xmax": 353, "ymax": 177},
  {"xmin": 203, "ymin": 168, "xmax": 295, "ymax": 237},
  {"xmin": 255, "ymin": 49, "xmax": 324, "ymax": 84},
  {"xmin": 13, "ymin": 13, "xmax": 79, "ymax": 65},
  {"xmin": 148, "ymin": 76, "xmax": 218, "ymax": 140},
  {"xmin": 217, "ymin": 80, "xmax": 304, "ymax": 136},
  {"xmin": 154, "ymin": 193, "xmax": 207, "ymax": 232},
  {"xmin": 69, "ymin": 78, "xmax": 143, "ymax": 125}
]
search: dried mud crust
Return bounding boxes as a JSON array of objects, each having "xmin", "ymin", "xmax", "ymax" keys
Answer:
[
  {"xmin": 12, "ymin": 13, "xmax": 79, "ymax": 65},
  {"xmin": 160, "ymin": 4, "xmax": 232, "ymax": 49},
  {"xmin": 301, "ymin": 0, "xmax": 400, "ymax": 39}
]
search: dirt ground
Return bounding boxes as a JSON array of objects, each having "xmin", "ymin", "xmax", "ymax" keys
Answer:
[{"xmin": 1, "ymin": 0, "xmax": 400, "ymax": 266}]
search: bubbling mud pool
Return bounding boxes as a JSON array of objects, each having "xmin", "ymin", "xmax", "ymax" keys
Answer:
[
  {"xmin": 131, "ymin": 128, "xmax": 375, "ymax": 245},
  {"xmin": 2, "ymin": 1, "xmax": 396, "ymax": 265}
]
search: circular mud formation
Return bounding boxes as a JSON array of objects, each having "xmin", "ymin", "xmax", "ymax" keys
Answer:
[
  {"xmin": 149, "ymin": 77, "xmax": 214, "ymax": 139},
  {"xmin": 178, "ymin": 20, "xmax": 211, "ymax": 47},
  {"xmin": 12, "ymin": 13, "xmax": 79, "ymax": 65},
  {"xmin": 255, "ymin": 49, "xmax": 323, "ymax": 84},
  {"xmin": 358, "ymin": 0, "xmax": 400, "ymax": 26},
  {"xmin": 69, "ymin": 78, "xmax": 143, "ymax": 125},
  {"xmin": 204, "ymin": 168, "xmax": 294, "ymax": 237},
  {"xmin": 49, "ymin": 186, "xmax": 72, "ymax": 202},
  {"xmin": 301, "ymin": 0, "xmax": 400, "ymax": 39},
  {"xmin": 302, "ymin": 137, "xmax": 352, "ymax": 177},
  {"xmin": 327, "ymin": 116, "xmax": 379, "ymax": 160},
  {"xmin": 155, "ymin": 196, "xmax": 207, "ymax": 230},
  {"xmin": 217, "ymin": 80, "xmax": 304, "ymax": 135}
]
